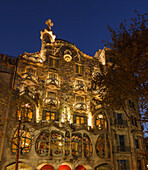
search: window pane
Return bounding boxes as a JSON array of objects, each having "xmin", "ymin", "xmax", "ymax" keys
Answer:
[
  {"xmin": 51, "ymin": 131, "xmax": 63, "ymax": 156},
  {"xmin": 72, "ymin": 134, "xmax": 82, "ymax": 157},
  {"xmin": 83, "ymin": 133, "xmax": 92, "ymax": 157},
  {"xmin": 96, "ymin": 112, "xmax": 108, "ymax": 131},
  {"xmin": 36, "ymin": 130, "xmax": 49, "ymax": 156},
  {"xmin": 12, "ymin": 129, "xmax": 31, "ymax": 154}
]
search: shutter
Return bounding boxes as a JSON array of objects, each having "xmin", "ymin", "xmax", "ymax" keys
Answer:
[
  {"xmin": 49, "ymin": 57, "xmax": 53, "ymax": 67},
  {"xmin": 42, "ymin": 110, "xmax": 46, "ymax": 120},
  {"xmin": 124, "ymin": 135, "xmax": 127, "ymax": 147},
  {"xmin": 126, "ymin": 160, "xmax": 129, "ymax": 170},
  {"xmin": 56, "ymin": 111, "xmax": 59, "ymax": 121},
  {"xmin": 84, "ymin": 116, "xmax": 87, "ymax": 125},
  {"xmin": 117, "ymin": 135, "xmax": 119, "ymax": 151},
  {"xmin": 73, "ymin": 115, "xmax": 76, "ymax": 124},
  {"xmin": 81, "ymin": 65, "xmax": 84, "ymax": 74},
  {"xmin": 56, "ymin": 59, "xmax": 59, "ymax": 68},
  {"xmin": 76, "ymin": 65, "xmax": 78, "ymax": 73}
]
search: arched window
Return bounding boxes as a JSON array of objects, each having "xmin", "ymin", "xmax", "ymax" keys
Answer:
[
  {"xmin": 11, "ymin": 128, "xmax": 31, "ymax": 154},
  {"xmin": 96, "ymin": 134, "xmax": 105, "ymax": 157},
  {"xmin": 83, "ymin": 133, "xmax": 92, "ymax": 157},
  {"xmin": 72, "ymin": 133, "xmax": 82, "ymax": 157},
  {"xmin": 96, "ymin": 112, "xmax": 107, "ymax": 130},
  {"xmin": 51, "ymin": 131, "xmax": 63, "ymax": 156},
  {"xmin": 96, "ymin": 134, "xmax": 110, "ymax": 158},
  {"xmin": 36, "ymin": 130, "xmax": 50, "ymax": 156},
  {"xmin": 65, "ymin": 131, "xmax": 70, "ymax": 156},
  {"xmin": 43, "ymin": 33, "xmax": 51, "ymax": 43},
  {"xmin": 17, "ymin": 102, "xmax": 33, "ymax": 122}
]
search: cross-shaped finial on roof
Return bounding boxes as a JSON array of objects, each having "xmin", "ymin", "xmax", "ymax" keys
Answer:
[{"xmin": 45, "ymin": 19, "xmax": 53, "ymax": 30}]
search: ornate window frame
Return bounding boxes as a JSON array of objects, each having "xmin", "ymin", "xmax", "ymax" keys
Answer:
[
  {"xmin": 11, "ymin": 128, "xmax": 31, "ymax": 155},
  {"xmin": 42, "ymin": 110, "xmax": 57, "ymax": 121},
  {"xmin": 72, "ymin": 133, "xmax": 82, "ymax": 157},
  {"xmin": 17, "ymin": 102, "xmax": 34, "ymax": 122},
  {"xmin": 75, "ymin": 63, "xmax": 84, "ymax": 75},
  {"xmin": 50, "ymin": 131, "xmax": 64, "ymax": 156},
  {"xmin": 83, "ymin": 133, "xmax": 93, "ymax": 157},
  {"xmin": 96, "ymin": 133, "xmax": 110, "ymax": 158},
  {"xmin": 35, "ymin": 129, "xmax": 50, "ymax": 156},
  {"xmin": 95, "ymin": 111, "xmax": 108, "ymax": 131}
]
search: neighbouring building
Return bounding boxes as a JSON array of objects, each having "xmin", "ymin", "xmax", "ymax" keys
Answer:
[{"xmin": 0, "ymin": 19, "xmax": 146, "ymax": 170}]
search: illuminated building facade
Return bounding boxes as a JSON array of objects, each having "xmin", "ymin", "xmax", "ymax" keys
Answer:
[{"xmin": 0, "ymin": 19, "xmax": 146, "ymax": 170}]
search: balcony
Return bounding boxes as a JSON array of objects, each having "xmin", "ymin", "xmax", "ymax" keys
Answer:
[
  {"xmin": 74, "ymin": 83, "xmax": 85, "ymax": 93},
  {"xmin": 19, "ymin": 73, "xmax": 38, "ymax": 84},
  {"xmin": 44, "ymin": 97, "xmax": 59, "ymax": 107},
  {"xmin": 115, "ymin": 119, "xmax": 128, "ymax": 126},
  {"xmin": 46, "ymin": 77, "xmax": 59, "ymax": 88},
  {"xmin": 117, "ymin": 146, "xmax": 130, "ymax": 152},
  {"xmin": 74, "ymin": 102, "xmax": 87, "ymax": 111}
]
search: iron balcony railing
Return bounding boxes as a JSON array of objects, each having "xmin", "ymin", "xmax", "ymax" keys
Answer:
[
  {"xmin": 115, "ymin": 119, "xmax": 128, "ymax": 126},
  {"xmin": 117, "ymin": 146, "xmax": 130, "ymax": 152}
]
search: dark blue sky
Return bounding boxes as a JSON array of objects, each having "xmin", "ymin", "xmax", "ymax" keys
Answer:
[{"xmin": 0, "ymin": 0, "xmax": 147, "ymax": 57}]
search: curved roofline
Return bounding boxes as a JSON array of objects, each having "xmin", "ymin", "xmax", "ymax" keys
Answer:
[{"xmin": 55, "ymin": 39, "xmax": 94, "ymax": 59}]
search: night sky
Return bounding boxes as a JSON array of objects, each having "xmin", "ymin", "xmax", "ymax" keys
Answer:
[{"xmin": 0, "ymin": 0, "xmax": 147, "ymax": 57}]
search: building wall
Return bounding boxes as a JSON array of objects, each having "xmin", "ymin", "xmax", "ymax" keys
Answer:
[{"xmin": 0, "ymin": 21, "xmax": 146, "ymax": 170}]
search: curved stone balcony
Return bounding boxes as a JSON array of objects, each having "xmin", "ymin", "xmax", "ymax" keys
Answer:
[
  {"xmin": 46, "ymin": 78, "xmax": 59, "ymax": 88},
  {"xmin": 74, "ymin": 102, "xmax": 87, "ymax": 111},
  {"xmin": 44, "ymin": 97, "xmax": 59, "ymax": 107}
]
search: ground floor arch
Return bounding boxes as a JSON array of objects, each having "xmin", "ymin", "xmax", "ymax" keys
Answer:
[
  {"xmin": 6, "ymin": 162, "xmax": 32, "ymax": 170},
  {"xmin": 95, "ymin": 164, "xmax": 112, "ymax": 170},
  {"xmin": 75, "ymin": 165, "xmax": 86, "ymax": 170},
  {"xmin": 58, "ymin": 164, "xmax": 71, "ymax": 170},
  {"xmin": 42, "ymin": 164, "xmax": 55, "ymax": 170}
]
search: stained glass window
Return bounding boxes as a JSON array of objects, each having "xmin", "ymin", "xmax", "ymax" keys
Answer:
[
  {"xmin": 36, "ymin": 130, "xmax": 50, "ymax": 156},
  {"xmin": 11, "ymin": 129, "xmax": 31, "ymax": 154},
  {"xmin": 83, "ymin": 133, "xmax": 92, "ymax": 157},
  {"xmin": 96, "ymin": 134, "xmax": 110, "ymax": 158},
  {"xmin": 72, "ymin": 133, "xmax": 82, "ymax": 157},
  {"xmin": 17, "ymin": 103, "xmax": 33, "ymax": 122},
  {"xmin": 96, "ymin": 112, "xmax": 107, "ymax": 130},
  {"xmin": 96, "ymin": 134, "xmax": 105, "ymax": 157},
  {"xmin": 50, "ymin": 131, "xmax": 63, "ymax": 156}
]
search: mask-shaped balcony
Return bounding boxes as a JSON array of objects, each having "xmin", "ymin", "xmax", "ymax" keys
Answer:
[
  {"xmin": 19, "ymin": 73, "xmax": 38, "ymax": 84},
  {"xmin": 74, "ymin": 102, "xmax": 87, "ymax": 111},
  {"xmin": 74, "ymin": 83, "xmax": 86, "ymax": 93},
  {"xmin": 44, "ymin": 97, "xmax": 59, "ymax": 107},
  {"xmin": 46, "ymin": 77, "xmax": 59, "ymax": 88}
]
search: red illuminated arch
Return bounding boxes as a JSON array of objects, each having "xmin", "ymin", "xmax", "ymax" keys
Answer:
[
  {"xmin": 42, "ymin": 164, "xmax": 55, "ymax": 170},
  {"xmin": 58, "ymin": 165, "xmax": 71, "ymax": 170},
  {"xmin": 75, "ymin": 165, "xmax": 85, "ymax": 170}
]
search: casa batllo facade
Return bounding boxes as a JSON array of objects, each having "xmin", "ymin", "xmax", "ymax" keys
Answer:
[{"xmin": 0, "ymin": 19, "xmax": 146, "ymax": 170}]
